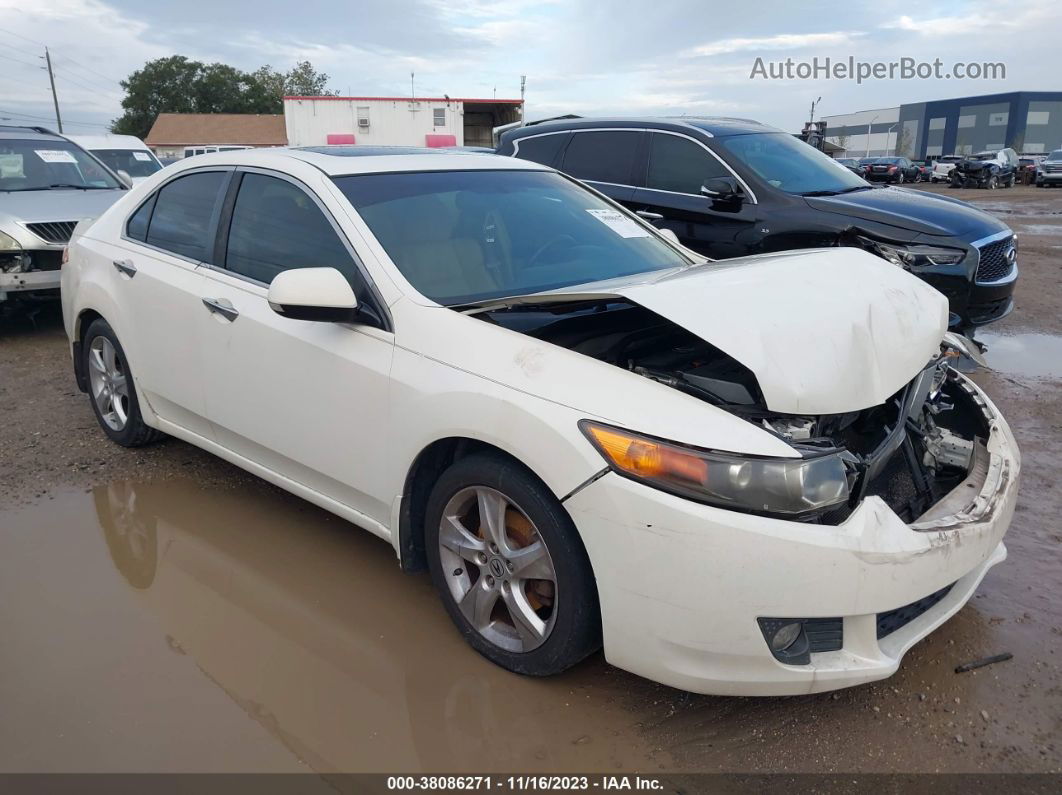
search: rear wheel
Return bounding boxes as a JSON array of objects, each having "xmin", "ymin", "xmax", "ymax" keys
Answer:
[
  {"xmin": 83, "ymin": 319, "xmax": 165, "ymax": 447},
  {"xmin": 425, "ymin": 453, "xmax": 601, "ymax": 675}
]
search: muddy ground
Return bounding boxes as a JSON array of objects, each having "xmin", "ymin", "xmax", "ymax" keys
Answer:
[{"xmin": 0, "ymin": 183, "xmax": 1059, "ymax": 774}]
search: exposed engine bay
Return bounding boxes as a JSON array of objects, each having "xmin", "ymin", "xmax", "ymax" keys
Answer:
[{"xmin": 477, "ymin": 299, "xmax": 990, "ymax": 525}]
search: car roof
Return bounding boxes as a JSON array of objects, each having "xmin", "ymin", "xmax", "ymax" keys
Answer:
[
  {"xmin": 176, "ymin": 146, "xmax": 551, "ymax": 176},
  {"xmin": 503, "ymin": 116, "xmax": 781, "ymax": 141},
  {"xmin": 65, "ymin": 133, "xmax": 150, "ymax": 150},
  {"xmin": 0, "ymin": 124, "xmax": 65, "ymax": 141}
]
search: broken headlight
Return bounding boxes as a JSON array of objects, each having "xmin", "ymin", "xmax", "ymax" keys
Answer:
[
  {"xmin": 580, "ymin": 421, "xmax": 850, "ymax": 517},
  {"xmin": 857, "ymin": 236, "xmax": 965, "ymax": 269},
  {"xmin": 0, "ymin": 229, "xmax": 22, "ymax": 252}
]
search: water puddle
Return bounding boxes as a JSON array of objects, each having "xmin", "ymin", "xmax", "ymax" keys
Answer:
[
  {"xmin": 977, "ymin": 331, "xmax": 1062, "ymax": 380},
  {"xmin": 0, "ymin": 480, "xmax": 660, "ymax": 773}
]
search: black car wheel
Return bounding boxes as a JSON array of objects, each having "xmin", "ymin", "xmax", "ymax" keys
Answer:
[
  {"xmin": 897, "ymin": 172, "xmax": 905, "ymax": 184},
  {"xmin": 986, "ymin": 175, "xmax": 998, "ymax": 190}
]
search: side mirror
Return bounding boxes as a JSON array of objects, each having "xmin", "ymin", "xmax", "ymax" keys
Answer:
[
  {"xmin": 116, "ymin": 170, "xmax": 134, "ymax": 189},
  {"xmin": 267, "ymin": 267, "xmax": 359, "ymax": 323},
  {"xmin": 701, "ymin": 176, "xmax": 742, "ymax": 201}
]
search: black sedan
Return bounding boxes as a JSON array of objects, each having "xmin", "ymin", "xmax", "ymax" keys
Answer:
[{"xmin": 863, "ymin": 157, "xmax": 921, "ymax": 184}]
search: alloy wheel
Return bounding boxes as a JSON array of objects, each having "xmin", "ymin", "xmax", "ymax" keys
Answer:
[
  {"xmin": 438, "ymin": 486, "xmax": 558, "ymax": 652},
  {"xmin": 88, "ymin": 336, "xmax": 130, "ymax": 431}
]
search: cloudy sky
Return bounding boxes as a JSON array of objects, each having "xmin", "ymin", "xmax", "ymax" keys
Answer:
[{"xmin": 0, "ymin": 0, "xmax": 1058, "ymax": 135}]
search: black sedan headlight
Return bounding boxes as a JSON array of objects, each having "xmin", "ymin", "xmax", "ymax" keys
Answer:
[{"xmin": 856, "ymin": 236, "xmax": 965, "ymax": 269}]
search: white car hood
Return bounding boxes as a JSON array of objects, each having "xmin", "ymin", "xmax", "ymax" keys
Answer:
[{"xmin": 475, "ymin": 247, "xmax": 948, "ymax": 415}]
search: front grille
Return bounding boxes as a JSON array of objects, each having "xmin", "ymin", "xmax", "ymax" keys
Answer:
[
  {"xmin": 1045, "ymin": 164, "xmax": 1062, "ymax": 173},
  {"xmin": 877, "ymin": 584, "xmax": 954, "ymax": 639},
  {"xmin": 969, "ymin": 296, "xmax": 1011, "ymax": 324},
  {"xmin": 25, "ymin": 221, "xmax": 77, "ymax": 244},
  {"xmin": 975, "ymin": 236, "xmax": 1014, "ymax": 283},
  {"xmin": 28, "ymin": 250, "xmax": 64, "ymax": 271},
  {"xmin": 805, "ymin": 618, "xmax": 843, "ymax": 653}
]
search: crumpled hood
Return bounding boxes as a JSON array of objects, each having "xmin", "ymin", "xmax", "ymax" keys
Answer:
[
  {"xmin": 529, "ymin": 248, "xmax": 949, "ymax": 415},
  {"xmin": 805, "ymin": 185, "xmax": 1006, "ymax": 237}
]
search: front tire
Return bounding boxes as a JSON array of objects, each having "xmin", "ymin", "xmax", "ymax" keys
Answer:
[
  {"xmin": 425, "ymin": 452, "xmax": 601, "ymax": 676},
  {"xmin": 83, "ymin": 319, "xmax": 165, "ymax": 447},
  {"xmin": 986, "ymin": 175, "xmax": 998, "ymax": 189}
]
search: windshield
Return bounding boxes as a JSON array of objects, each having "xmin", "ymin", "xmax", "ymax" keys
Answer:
[
  {"xmin": 334, "ymin": 169, "xmax": 688, "ymax": 306},
  {"xmin": 1048, "ymin": 150, "xmax": 1062, "ymax": 161},
  {"xmin": 0, "ymin": 139, "xmax": 121, "ymax": 191},
  {"xmin": 719, "ymin": 132, "xmax": 869, "ymax": 195},
  {"xmin": 91, "ymin": 148, "xmax": 162, "ymax": 178},
  {"xmin": 871, "ymin": 157, "xmax": 901, "ymax": 164},
  {"xmin": 971, "ymin": 153, "xmax": 997, "ymax": 160}
]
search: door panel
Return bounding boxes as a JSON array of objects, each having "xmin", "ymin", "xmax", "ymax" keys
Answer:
[
  {"xmin": 197, "ymin": 271, "xmax": 395, "ymax": 524},
  {"xmin": 633, "ymin": 133, "xmax": 759, "ymax": 258}
]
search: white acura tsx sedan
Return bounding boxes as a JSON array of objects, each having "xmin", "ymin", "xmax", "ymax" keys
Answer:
[{"xmin": 61, "ymin": 146, "xmax": 1020, "ymax": 695}]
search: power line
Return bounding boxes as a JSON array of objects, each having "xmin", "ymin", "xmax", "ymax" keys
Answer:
[
  {"xmin": 54, "ymin": 70, "xmax": 120, "ymax": 103},
  {"xmin": 54, "ymin": 53, "xmax": 123, "ymax": 87},
  {"xmin": 0, "ymin": 107, "xmax": 110, "ymax": 129},
  {"xmin": 0, "ymin": 50, "xmax": 41, "ymax": 70}
]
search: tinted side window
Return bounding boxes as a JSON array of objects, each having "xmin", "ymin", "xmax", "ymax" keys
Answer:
[
  {"xmin": 512, "ymin": 133, "xmax": 568, "ymax": 166},
  {"xmin": 126, "ymin": 197, "xmax": 153, "ymax": 242},
  {"xmin": 145, "ymin": 171, "xmax": 226, "ymax": 260},
  {"xmin": 561, "ymin": 131, "xmax": 640, "ymax": 184},
  {"xmin": 224, "ymin": 173, "xmax": 356, "ymax": 286},
  {"xmin": 647, "ymin": 134, "xmax": 731, "ymax": 194}
]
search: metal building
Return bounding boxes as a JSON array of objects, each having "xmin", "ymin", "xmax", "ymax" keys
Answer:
[{"xmin": 822, "ymin": 91, "xmax": 1062, "ymax": 159}]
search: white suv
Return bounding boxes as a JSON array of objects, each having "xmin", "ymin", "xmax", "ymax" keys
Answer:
[{"xmin": 61, "ymin": 147, "xmax": 1019, "ymax": 695}]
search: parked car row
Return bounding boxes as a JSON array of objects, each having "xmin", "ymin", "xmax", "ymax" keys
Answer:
[
  {"xmin": 497, "ymin": 117, "xmax": 1017, "ymax": 331},
  {"xmin": 1035, "ymin": 149, "xmax": 1062, "ymax": 187},
  {"xmin": 61, "ymin": 144, "xmax": 1020, "ymax": 696}
]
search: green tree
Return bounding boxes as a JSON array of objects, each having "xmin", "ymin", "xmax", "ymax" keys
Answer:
[
  {"xmin": 112, "ymin": 57, "xmax": 335, "ymax": 138},
  {"xmin": 252, "ymin": 61, "xmax": 337, "ymax": 101}
]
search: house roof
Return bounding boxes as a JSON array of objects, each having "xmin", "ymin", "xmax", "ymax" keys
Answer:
[{"xmin": 144, "ymin": 113, "xmax": 287, "ymax": 146}]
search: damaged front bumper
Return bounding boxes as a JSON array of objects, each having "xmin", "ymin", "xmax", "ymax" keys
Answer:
[{"xmin": 564, "ymin": 374, "xmax": 1019, "ymax": 696}]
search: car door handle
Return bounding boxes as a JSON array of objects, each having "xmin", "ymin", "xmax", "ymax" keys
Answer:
[
  {"xmin": 635, "ymin": 210, "xmax": 664, "ymax": 221},
  {"xmin": 201, "ymin": 297, "xmax": 239, "ymax": 322},
  {"xmin": 112, "ymin": 259, "xmax": 137, "ymax": 278}
]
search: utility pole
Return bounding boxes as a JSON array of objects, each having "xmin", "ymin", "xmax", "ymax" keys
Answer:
[
  {"xmin": 410, "ymin": 72, "xmax": 415, "ymax": 100},
  {"xmin": 809, "ymin": 96, "xmax": 821, "ymax": 125},
  {"xmin": 44, "ymin": 47, "xmax": 63, "ymax": 133},
  {"xmin": 520, "ymin": 75, "xmax": 526, "ymax": 124}
]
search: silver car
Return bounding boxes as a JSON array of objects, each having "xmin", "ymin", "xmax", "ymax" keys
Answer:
[{"xmin": 1, "ymin": 125, "xmax": 127, "ymax": 307}]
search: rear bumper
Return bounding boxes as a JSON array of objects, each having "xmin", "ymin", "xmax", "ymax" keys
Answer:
[{"xmin": 565, "ymin": 376, "xmax": 1019, "ymax": 696}]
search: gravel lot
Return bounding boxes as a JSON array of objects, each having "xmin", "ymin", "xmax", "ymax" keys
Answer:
[{"xmin": 0, "ymin": 183, "xmax": 1059, "ymax": 774}]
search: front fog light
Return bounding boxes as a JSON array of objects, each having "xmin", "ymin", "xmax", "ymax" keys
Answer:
[
  {"xmin": 758, "ymin": 618, "xmax": 814, "ymax": 665},
  {"xmin": 769, "ymin": 621, "xmax": 802, "ymax": 652}
]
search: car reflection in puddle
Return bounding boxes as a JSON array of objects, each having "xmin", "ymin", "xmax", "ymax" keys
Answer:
[{"xmin": 91, "ymin": 479, "xmax": 647, "ymax": 773}]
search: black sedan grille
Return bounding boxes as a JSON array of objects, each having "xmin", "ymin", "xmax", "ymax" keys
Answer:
[
  {"xmin": 877, "ymin": 584, "xmax": 954, "ymax": 639},
  {"xmin": 975, "ymin": 236, "xmax": 1014, "ymax": 283},
  {"xmin": 25, "ymin": 221, "xmax": 77, "ymax": 244}
]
